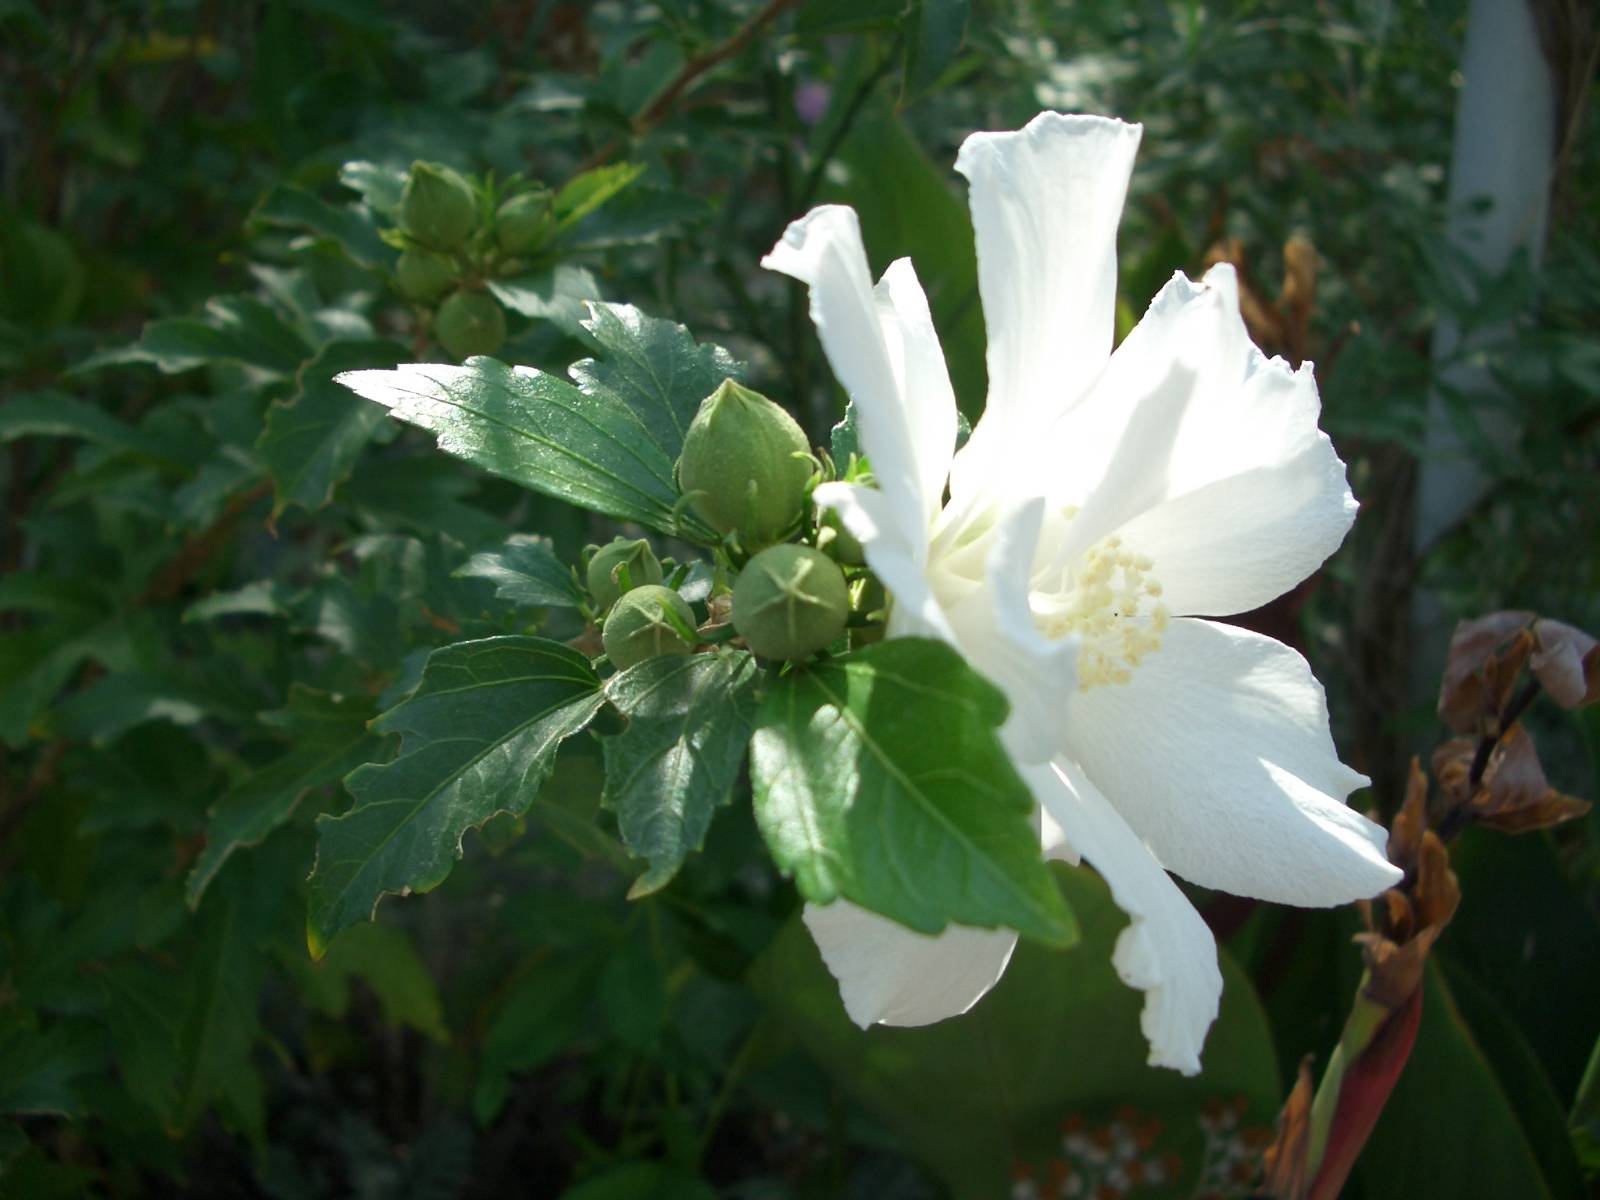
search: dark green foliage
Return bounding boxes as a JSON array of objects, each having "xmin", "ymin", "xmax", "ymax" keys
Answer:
[{"xmin": 3, "ymin": 0, "xmax": 1597, "ymax": 1196}]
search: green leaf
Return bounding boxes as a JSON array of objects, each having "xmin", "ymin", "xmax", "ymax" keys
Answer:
[
  {"xmin": 1441, "ymin": 961, "xmax": 1586, "ymax": 1198},
  {"xmin": 0, "ymin": 390, "xmax": 186, "ymax": 467},
  {"xmin": 0, "ymin": 1023, "xmax": 101, "ymax": 1117},
  {"xmin": 0, "ymin": 622, "xmax": 119, "ymax": 746},
  {"xmin": 558, "ymin": 1163, "xmax": 716, "ymax": 1200},
  {"xmin": 903, "ymin": 0, "xmax": 970, "ymax": 98},
  {"xmin": 1572, "ymin": 1034, "xmax": 1600, "ymax": 1175},
  {"xmin": 335, "ymin": 346, "xmax": 711, "ymax": 539},
  {"xmin": 300, "ymin": 923, "xmax": 448, "ymax": 1042},
  {"xmin": 1446, "ymin": 828, "xmax": 1600, "ymax": 1100},
  {"xmin": 186, "ymin": 688, "xmax": 388, "ymax": 907},
  {"xmin": 602, "ymin": 651, "xmax": 760, "ymax": 897},
  {"xmin": 306, "ymin": 636, "xmax": 606, "ymax": 954},
  {"xmin": 104, "ymin": 844, "xmax": 289, "ymax": 1137},
  {"xmin": 793, "ymin": 0, "xmax": 905, "ymax": 33},
  {"xmin": 52, "ymin": 671, "xmax": 250, "ymax": 746},
  {"xmin": 563, "ymin": 186, "xmax": 711, "ymax": 249},
  {"xmin": 749, "ymin": 638, "xmax": 1075, "ymax": 946},
  {"xmin": 339, "ymin": 159, "xmax": 407, "ymax": 217},
  {"xmin": 748, "ymin": 866, "xmax": 1281, "ymax": 1199},
  {"xmin": 474, "ymin": 943, "xmax": 610, "ymax": 1123},
  {"xmin": 550, "ymin": 162, "xmax": 645, "ymax": 233},
  {"xmin": 74, "ymin": 295, "xmax": 311, "ymax": 377},
  {"xmin": 487, "ymin": 263, "xmax": 601, "ymax": 337},
  {"xmin": 252, "ymin": 182, "xmax": 397, "ymax": 269},
  {"xmin": 455, "ymin": 534, "xmax": 584, "ymax": 609},
  {"xmin": 830, "ymin": 400, "xmax": 861, "ymax": 465},
  {"xmin": 574, "ymin": 302, "xmax": 742, "ymax": 466},
  {"xmin": 1355, "ymin": 963, "xmax": 1558, "ymax": 1200},
  {"xmin": 257, "ymin": 339, "xmax": 406, "ymax": 516}
]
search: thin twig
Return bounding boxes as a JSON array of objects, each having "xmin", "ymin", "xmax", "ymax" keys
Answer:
[
  {"xmin": 580, "ymin": 0, "xmax": 802, "ymax": 169},
  {"xmin": 635, "ymin": 0, "xmax": 801, "ymax": 135},
  {"xmin": 133, "ymin": 479, "xmax": 272, "ymax": 606}
]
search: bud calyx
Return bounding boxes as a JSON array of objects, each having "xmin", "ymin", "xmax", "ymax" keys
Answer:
[
  {"xmin": 586, "ymin": 537, "xmax": 664, "ymax": 611},
  {"xmin": 602, "ymin": 585, "xmax": 697, "ymax": 670},
  {"xmin": 676, "ymin": 379, "xmax": 811, "ymax": 549},
  {"xmin": 435, "ymin": 291, "xmax": 505, "ymax": 360},
  {"xmin": 732, "ymin": 544, "xmax": 849, "ymax": 661},
  {"xmin": 400, "ymin": 161, "xmax": 479, "ymax": 250}
]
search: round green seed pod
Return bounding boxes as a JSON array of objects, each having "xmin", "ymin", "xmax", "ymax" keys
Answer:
[
  {"xmin": 732, "ymin": 544, "xmax": 849, "ymax": 661},
  {"xmin": 676, "ymin": 379, "xmax": 811, "ymax": 549},
  {"xmin": 496, "ymin": 189, "xmax": 553, "ymax": 255},
  {"xmin": 435, "ymin": 291, "xmax": 506, "ymax": 360},
  {"xmin": 399, "ymin": 161, "xmax": 479, "ymax": 250},
  {"xmin": 395, "ymin": 249, "xmax": 457, "ymax": 301},
  {"xmin": 602, "ymin": 585, "xmax": 696, "ymax": 670},
  {"xmin": 585, "ymin": 536, "xmax": 664, "ymax": 611}
]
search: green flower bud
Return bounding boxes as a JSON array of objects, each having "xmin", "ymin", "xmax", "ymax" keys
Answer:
[
  {"xmin": 400, "ymin": 161, "xmax": 479, "ymax": 250},
  {"xmin": 435, "ymin": 291, "xmax": 506, "ymax": 360},
  {"xmin": 586, "ymin": 536, "xmax": 664, "ymax": 611},
  {"xmin": 816, "ymin": 509, "xmax": 864, "ymax": 565},
  {"xmin": 496, "ymin": 189, "xmax": 553, "ymax": 255},
  {"xmin": 395, "ymin": 248, "xmax": 457, "ymax": 301},
  {"xmin": 732, "ymin": 544, "xmax": 849, "ymax": 661},
  {"xmin": 602, "ymin": 585, "xmax": 696, "ymax": 670},
  {"xmin": 676, "ymin": 379, "xmax": 811, "ymax": 549}
]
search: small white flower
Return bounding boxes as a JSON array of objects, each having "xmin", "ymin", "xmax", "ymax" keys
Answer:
[{"xmin": 763, "ymin": 111, "xmax": 1401, "ymax": 1074}]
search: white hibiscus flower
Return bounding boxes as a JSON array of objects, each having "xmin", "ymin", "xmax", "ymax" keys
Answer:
[{"xmin": 761, "ymin": 111, "xmax": 1402, "ymax": 1074}]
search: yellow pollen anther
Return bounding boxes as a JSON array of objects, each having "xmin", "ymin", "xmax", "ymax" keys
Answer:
[{"xmin": 1037, "ymin": 534, "xmax": 1169, "ymax": 691}]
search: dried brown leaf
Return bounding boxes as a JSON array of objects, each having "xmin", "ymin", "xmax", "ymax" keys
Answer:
[
  {"xmin": 1262, "ymin": 1055, "xmax": 1316, "ymax": 1200},
  {"xmin": 1432, "ymin": 724, "xmax": 1591, "ymax": 834},
  {"xmin": 1438, "ymin": 612, "xmax": 1535, "ymax": 733},
  {"xmin": 1388, "ymin": 757, "xmax": 1429, "ymax": 867},
  {"xmin": 1281, "ymin": 236, "xmax": 1318, "ymax": 358},
  {"xmin": 1432, "ymin": 736, "xmax": 1476, "ymax": 809},
  {"xmin": 1531, "ymin": 618, "xmax": 1600, "ymax": 709},
  {"xmin": 1359, "ymin": 926, "xmax": 1441, "ymax": 1010},
  {"xmin": 1206, "ymin": 237, "xmax": 1287, "ymax": 349},
  {"xmin": 1412, "ymin": 830, "xmax": 1460, "ymax": 932}
]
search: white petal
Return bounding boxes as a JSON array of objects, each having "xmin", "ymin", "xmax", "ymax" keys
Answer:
[
  {"xmin": 762, "ymin": 207, "xmax": 956, "ymax": 535},
  {"xmin": 813, "ymin": 481, "xmax": 955, "ymax": 643},
  {"xmin": 1024, "ymin": 758, "xmax": 1221, "ymax": 1074},
  {"xmin": 874, "ymin": 258, "xmax": 959, "ymax": 530},
  {"xmin": 1036, "ymin": 265, "xmax": 1357, "ymax": 614},
  {"xmin": 802, "ymin": 899, "xmax": 1017, "ymax": 1027},
  {"xmin": 1065, "ymin": 618, "xmax": 1401, "ymax": 906},
  {"xmin": 940, "ymin": 499, "xmax": 1078, "ymax": 764},
  {"xmin": 949, "ymin": 113, "xmax": 1141, "ymax": 507}
]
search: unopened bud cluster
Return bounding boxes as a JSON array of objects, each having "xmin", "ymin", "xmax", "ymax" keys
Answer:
[
  {"xmin": 389, "ymin": 162, "xmax": 559, "ymax": 361},
  {"xmin": 582, "ymin": 382, "xmax": 883, "ymax": 673}
]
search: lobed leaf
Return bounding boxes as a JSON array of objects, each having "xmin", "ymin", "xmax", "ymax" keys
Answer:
[
  {"xmin": 306, "ymin": 636, "xmax": 605, "ymax": 954},
  {"xmin": 257, "ymin": 339, "xmax": 407, "ymax": 516},
  {"xmin": 252, "ymin": 182, "xmax": 398, "ymax": 269},
  {"xmin": 187, "ymin": 688, "xmax": 389, "ymax": 907},
  {"xmin": 749, "ymin": 638, "xmax": 1075, "ymax": 946},
  {"xmin": 455, "ymin": 534, "xmax": 584, "ymax": 609},
  {"xmin": 573, "ymin": 301, "xmax": 742, "ymax": 467},
  {"xmin": 602, "ymin": 651, "xmax": 761, "ymax": 897},
  {"xmin": 337, "ymin": 307, "xmax": 734, "ymax": 540}
]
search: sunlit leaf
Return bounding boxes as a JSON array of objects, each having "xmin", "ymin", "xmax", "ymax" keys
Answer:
[
  {"xmin": 306, "ymin": 636, "xmax": 605, "ymax": 954},
  {"xmin": 750, "ymin": 638, "xmax": 1076, "ymax": 946}
]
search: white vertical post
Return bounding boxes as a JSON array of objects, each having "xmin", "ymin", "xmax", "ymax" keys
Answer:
[{"xmin": 1411, "ymin": 0, "xmax": 1556, "ymax": 657}]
